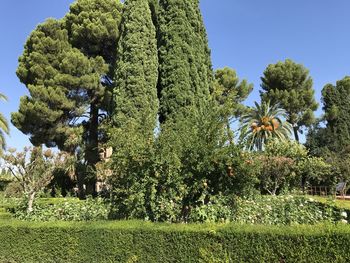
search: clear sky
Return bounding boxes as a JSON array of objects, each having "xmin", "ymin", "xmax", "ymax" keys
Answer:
[{"xmin": 1, "ymin": 0, "xmax": 350, "ymax": 150}]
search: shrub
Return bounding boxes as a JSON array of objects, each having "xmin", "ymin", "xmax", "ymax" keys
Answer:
[
  {"xmin": 187, "ymin": 195, "xmax": 349, "ymax": 225},
  {"xmin": 4, "ymin": 181, "xmax": 23, "ymax": 198},
  {"xmin": 12, "ymin": 197, "xmax": 109, "ymax": 221},
  {"xmin": 0, "ymin": 221, "xmax": 350, "ymax": 262},
  {"xmin": 108, "ymin": 103, "xmax": 256, "ymax": 222},
  {"xmin": 232, "ymin": 195, "xmax": 348, "ymax": 225}
]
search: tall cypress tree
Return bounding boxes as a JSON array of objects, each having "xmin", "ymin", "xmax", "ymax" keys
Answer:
[
  {"xmin": 321, "ymin": 77, "xmax": 350, "ymax": 150},
  {"xmin": 157, "ymin": 0, "xmax": 213, "ymax": 123},
  {"xmin": 109, "ymin": 0, "xmax": 159, "ymax": 217},
  {"xmin": 113, "ymin": 0, "xmax": 159, "ymax": 135}
]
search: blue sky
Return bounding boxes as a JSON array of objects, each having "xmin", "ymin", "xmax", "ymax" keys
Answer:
[{"xmin": 1, "ymin": 0, "xmax": 350, "ymax": 149}]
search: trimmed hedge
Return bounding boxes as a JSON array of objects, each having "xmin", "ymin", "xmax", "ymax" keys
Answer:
[{"xmin": 0, "ymin": 220, "xmax": 350, "ymax": 262}]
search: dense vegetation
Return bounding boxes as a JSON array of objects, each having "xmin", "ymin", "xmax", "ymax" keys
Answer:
[
  {"xmin": 1, "ymin": 0, "xmax": 350, "ymax": 261},
  {"xmin": 1, "ymin": 219, "xmax": 350, "ymax": 262}
]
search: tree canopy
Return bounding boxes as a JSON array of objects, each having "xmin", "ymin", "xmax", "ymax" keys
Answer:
[
  {"xmin": 157, "ymin": 0, "xmax": 213, "ymax": 123},
  {"xmin": 12, "ymin": 1, "xmax": 123, "ymax": 196},
  {"xmin": 240, "ymin": 101, "xmax": 292, "ymax": 151},
  {"xmin": 113, "ymin": 0, "xmax": 159, "ymax": 136},
  {"xmin": 260, "ymin": 59, "xmax": 318, "ymax": 142},
  {"xmin": 308, "ymin": 76, "xmax": 350, "ymax": 152}
]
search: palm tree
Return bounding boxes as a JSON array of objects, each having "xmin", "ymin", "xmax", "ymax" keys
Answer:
[
  {"xmin": 240, "ymin": 101, "xmax": 292, "ymax": 151},
  {"xmin": 0, "ymin": 93, "xmax": 9, "ymax": 153}
]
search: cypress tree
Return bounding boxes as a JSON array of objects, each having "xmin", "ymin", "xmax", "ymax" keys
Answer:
[
  {"xmin": 321, "ymin": 77, "xmax": 350, "ymax": 150},
  {"xmin": 109, "ymin": 0, "xmax": 159, "ymax": 217},
  {"xmin": 113, "ymin": 0, "xmax": 159, "ymax": 135},
  {"xmin": 157, "ymin": 0, "xmax": 213, "ymax": 123}
]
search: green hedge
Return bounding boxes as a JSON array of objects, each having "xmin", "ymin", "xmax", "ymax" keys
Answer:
[{"xmin": 0, "ymin": 220, "xmax": 350, "ymax": 262}]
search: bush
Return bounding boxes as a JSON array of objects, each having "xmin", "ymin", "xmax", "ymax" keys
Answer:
[
  {"xmin": 0, "ymin": 220, "xmax": 350, "ymax": 262},
  {"xmin": 233, "ymin": 195, "xmax": 348, "ymax": 225},
  {"xmin": 187, "ymin": 195, "xmax": 349, "ymax": 225},
  {"xmin": 4, "ymin": 181, "xmax": 23, "ymax": 198},
  {"xmin": 108, "ymin": 103, "xmax": 257, "ymax": 222},
  {"xmin": 12, "ymin": 197, "xmax": 109, "ymax": 221}
]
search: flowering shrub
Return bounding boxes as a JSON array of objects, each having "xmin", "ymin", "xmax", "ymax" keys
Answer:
[
  {"xmin": 188, "ymin": 195, "xmax": 349, "ymax": 225},
  {"xmin": 188, "ymin": 195, "xmax": 234, "ymax": 223},
  {"xmin": 233, "ymin": 195, "xmax": 348, "ymax": 225},
  {"xmin": 13, "ymin": 197, "xmax": 109, "ymax": 221}
]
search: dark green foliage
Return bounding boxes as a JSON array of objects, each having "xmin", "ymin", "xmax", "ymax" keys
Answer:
[
  {"xmin": 12, "ymin": 19, "xmax": 108, "ymax": 151},
  {"xmin": 0, "ymin": 220, "xmax": 350, "ymax": 262},
  {"xmin": 49, "ymin": 168, "xmax": 75, "ymax": 197},
  {"xmin": 12, "ymin": 19, "xmax": 108, "ymax": 196},
  {"xmin": 109, "ymin": 101, "xmax": 257, "ymax": 222},
  {"xmin": 260, "ymin": 59, "xmax": 318, "ymax": 141},
  {"xmin": 12, "ymin": 1, "xmax": 123, "ymax": 195},
  {"xmin": 109, "ymin": 0, "xmax": 160, "ymax": 221},
  {"xmin": 213, "ymin": 67, "xmax": 253, "ymax": 118},
  {"xmin": 321, "ymin": 77, "xmax": 350, "ymax": 151},
  {"xmin": 64, "ymin": 0, "xmax": 123, "ymax": 66},
  {"xmin": 306, "ymin": 77, "xmax": 350, "ymax": 185},
  {"xmin": 13, "ymin": 19, "xmax": 78, "ymax": 149},
  {"xmin": 157, "ymin": 0, "xmax": 213, "ymax": 123},
  {"xmin": 108, "ymin": 121, "xmax": 157, "ymax": 220},
  {"xmin": 212, "ymin": 67, "xmax": 253, "ymax": 143},
  {"xmin": 113, "ymin": 0, "xmax": 159, "ymax": 135}
]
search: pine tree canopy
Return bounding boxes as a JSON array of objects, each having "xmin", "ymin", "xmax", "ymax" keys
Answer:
[
  {"xmin": 213, "ymin": 67, "xmax": 253, "ymax": 118},
  {"xmin": 157, "ymin": 0, "xmax": 213, "ymax": 123},
  {"xmin": 260, "ymin": 59, "xmax": 318, "ymax": 141},
  {"xmin": 64, "ymin": 0, "xmax": 123, "ymax": 65},
  {"xmin": 12, "ymin": 19, "xmax": 108, "ymax": 151},
  {"xmin": 12, "ymin": 1, "xmax": 123, "ymax": 196}
]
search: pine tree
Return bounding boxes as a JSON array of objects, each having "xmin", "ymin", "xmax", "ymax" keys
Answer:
[
  {"xmin": 12, "ymin": 18, "xmax": 109, "ymax": 196},
  {"xmin": 12, "ymin": 1, "xmax": 123, "ymax": 196},
  {"xmin": 260, "ymin": 59, "xmax": 318, "ymax": 141},
  {"xmin": 12, "ymin": 19, "xmax": 93, "ymax": 150},
  {"xmin": 113, "ymin": 0, "xmax": 159, "ymax": 135},
  {"xmin": 157, "ymin": 0, "xmax": 213, "ymax": 123},
  {"xmin": 212, "ymin": 67, "xmax": 253, "ymax": 143},
  {"xmin": 65, "ymin": 0, "xmax": 123, "ymax": 66}
]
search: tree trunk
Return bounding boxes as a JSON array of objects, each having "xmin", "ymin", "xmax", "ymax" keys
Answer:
[
  {"xmin": 27, "ymin": 191, "xmax": 36, "ymax": 213},
  {"xmin": 293, "ymin": 125, "xmax": 299, "ymax": 142},
  {"xmin": 77, "ymin": 171, "xmax": 86, "ymax": 200},
  {"xmin": 85, "ymin": 101, "xmax": 100, "ymax": 197}
]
